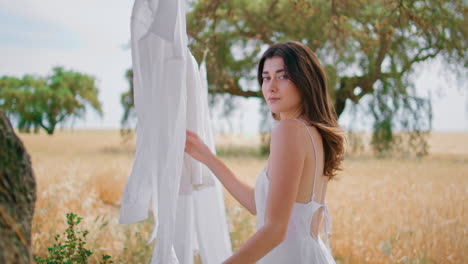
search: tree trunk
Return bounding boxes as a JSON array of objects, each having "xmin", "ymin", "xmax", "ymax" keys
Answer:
[
  {"xmin": 0, "ymin": 111, "xmax": 36, "ymax": 263},
  {"xmin": 334, "ymin": 97, "xmax": 346, "ymax": 118}
]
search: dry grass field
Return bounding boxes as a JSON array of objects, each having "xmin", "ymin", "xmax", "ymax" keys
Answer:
[{"xmin": 17, "ymin": 129, "xmax": 467, "ymax": 263}]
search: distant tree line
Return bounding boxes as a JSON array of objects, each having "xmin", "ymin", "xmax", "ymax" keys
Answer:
[{"xmin": 0, "ymin": 0, "xmax": 465, "ymax": 156}]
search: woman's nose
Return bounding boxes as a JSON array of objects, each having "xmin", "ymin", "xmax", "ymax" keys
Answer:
[{"xmin": 268, "ymin": 79, "xmax": 278, "ymax": 92}]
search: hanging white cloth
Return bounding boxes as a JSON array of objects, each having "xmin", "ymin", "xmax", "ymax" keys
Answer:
[{"xmin": 119, "ymin": 0, "xmax": 232, "ymax": 263}]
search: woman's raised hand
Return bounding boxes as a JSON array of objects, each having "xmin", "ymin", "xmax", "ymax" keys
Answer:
[{"xmin": 185, "ymin": 129, "xmax": 213, "ymax": 165}]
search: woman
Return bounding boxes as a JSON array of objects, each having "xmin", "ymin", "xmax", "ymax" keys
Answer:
[{"xmin": 185, "ymin": 41, "xmax": 345, "ymax": 264}]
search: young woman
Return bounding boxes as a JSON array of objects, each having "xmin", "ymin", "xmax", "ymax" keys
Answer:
[{"xmin": 185, "ymin": 41, "xmax": 345, "ymax": 264}]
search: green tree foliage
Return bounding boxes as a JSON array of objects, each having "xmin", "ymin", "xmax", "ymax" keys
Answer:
[
  {"xmin": 0, "ymin": 67, "xmax": 103, "ymax": 135},
  {"xmin": 122, "ymin": 0, "xmax": 467, "ymax": 155},
  {"xmin": 120, "ymin": 69, "xmax": 135, "ymax": 140}
]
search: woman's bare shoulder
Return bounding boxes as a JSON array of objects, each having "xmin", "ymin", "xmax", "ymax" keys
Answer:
[
  {"xmin": 270, "ymin": 119, "xmax": 308, "ymax": 155},
  {"xmin": 271, "ymin": 119, "xmax": 305, "ymax": 138}
]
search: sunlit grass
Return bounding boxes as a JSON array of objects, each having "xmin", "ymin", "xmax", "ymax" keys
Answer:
[{"xmin": 18, "ymin": 129, "xmax": 467, "ymax": 263}]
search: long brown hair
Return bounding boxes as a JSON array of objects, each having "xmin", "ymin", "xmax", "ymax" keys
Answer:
[{"xmin": 257, "ymin": 41, "xmax": 345, "ymax": 179}]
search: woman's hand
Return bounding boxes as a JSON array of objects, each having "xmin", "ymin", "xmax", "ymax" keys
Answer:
[{"xmin": 184, "ymin": 129, "xmax": 213, "ymax": 165}]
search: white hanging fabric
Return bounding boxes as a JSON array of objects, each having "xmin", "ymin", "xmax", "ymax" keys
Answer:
[{"xmin": 119, "ymin": 0, "xmax": 232, "ymax": 263}]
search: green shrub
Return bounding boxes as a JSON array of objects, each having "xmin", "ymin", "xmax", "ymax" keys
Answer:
[{"xmin": 35, "ymin": 212, "xmax": 113, "ymax": 264}]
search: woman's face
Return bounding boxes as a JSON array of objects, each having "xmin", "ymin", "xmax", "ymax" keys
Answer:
[{"xmin": 261, "ymin": 56, "xmax": 302, "ymax": 120}]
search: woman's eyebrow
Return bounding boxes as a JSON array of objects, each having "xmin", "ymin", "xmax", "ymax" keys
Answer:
[{"xmin": 262, "ymin": 69, "xmax": 286, "ymax": 74}]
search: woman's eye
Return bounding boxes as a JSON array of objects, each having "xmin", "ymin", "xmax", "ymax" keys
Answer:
[
  {"xmin": 279, "ymin": 75, "xmax": 288, "ymax": 79},
  {"xmin": 262, "ymin": 76, "xmax": 271, "ymax": 81}
]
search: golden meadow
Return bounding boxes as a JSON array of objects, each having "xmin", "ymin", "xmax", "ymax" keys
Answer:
[{"xmin": 18, "ymin": 129, "xmax": 467, "ymax": 263}]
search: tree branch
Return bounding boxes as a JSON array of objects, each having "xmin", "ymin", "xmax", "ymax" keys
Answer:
[
  {"xmin": 208, "ymin": 79, "xmax": 261, "ymax": 98},
  {"xmin": 400, "ymin": 47, "xmax": 442, "ymax": 75}
]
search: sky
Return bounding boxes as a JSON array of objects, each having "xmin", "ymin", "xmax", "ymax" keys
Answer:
[{"xmin": 0, "ymin": 0, "xmax": 466, "ymax": 134}]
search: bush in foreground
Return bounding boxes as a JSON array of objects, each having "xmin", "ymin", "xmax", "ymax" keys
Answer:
[{"xmin": 35, "ymin": 212, "xmax": 113, "ymax": 264}]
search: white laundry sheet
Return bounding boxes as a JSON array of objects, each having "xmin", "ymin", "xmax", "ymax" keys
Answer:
[{"xmin": 119, "ymin": 0, "xmax": 233, "ymax": 263}]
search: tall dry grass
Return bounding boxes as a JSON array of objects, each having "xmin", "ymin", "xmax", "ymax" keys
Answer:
[
  {"xmin": 17, "ymin": 129, "xmax": 467, "ymax": 263},
  {"xmin": 21, "ymin": 130, "xmax": 152, "ymax": 263}
]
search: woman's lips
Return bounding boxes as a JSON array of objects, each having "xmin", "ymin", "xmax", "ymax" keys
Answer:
[{"xmin": 268, "ymin": 98, "xmax": 280, "ymax": 103}]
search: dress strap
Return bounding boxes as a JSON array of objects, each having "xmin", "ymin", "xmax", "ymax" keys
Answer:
[
  {"xmin": 320, "ymin": 204, "xmax": 332, "ymax": 253},
  {"xmin": 292, "ymin": 118, "xmax": 319, "ymax": 201},
  {"xmin": 293, "ymin": 118, "xmax": 333, "ymax": 253}
]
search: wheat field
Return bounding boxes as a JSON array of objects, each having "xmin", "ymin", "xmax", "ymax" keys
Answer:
[{"xmin": 16, "ymin": 129, "xmax": 467, "ymax": 263}]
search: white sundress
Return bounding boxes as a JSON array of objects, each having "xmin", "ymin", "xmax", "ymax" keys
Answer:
[{"xmin": 254, "ymin": 118, "xmax": 336, "ymax": 264}]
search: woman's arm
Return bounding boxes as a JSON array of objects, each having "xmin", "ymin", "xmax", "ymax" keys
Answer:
[
  {"xmin": 223, "ymin": 119, "xmax": 307, "ymax": 263},
  {"xmin": 222, "ymin": 223, "xmax": 285, "ymax": 264},
  {"xmin": 206, "ymin": 154, "xmax": 257, "ymax": 215},
  {"xmin": 185, "ymin": 129, "xmax": 257, "ymax": 214}
]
